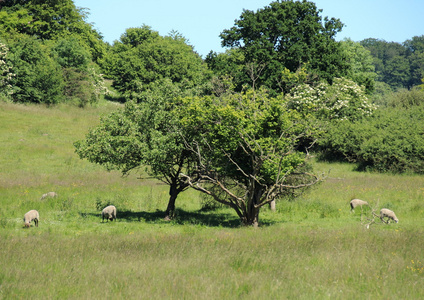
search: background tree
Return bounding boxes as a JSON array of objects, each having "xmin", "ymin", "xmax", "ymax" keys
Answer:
[
  {"xmin": 205, "ymin": 48, "xmax": 247, "ymax": 93},
  {"xmin": 179, "ymin": 88, "xmax": 321, "ymax": 226},
  {"xmin": 103, "ymin": 26, "xmax": 210, "ymax": 101},
  {"xmin": 8, "ymin": 35, "xmax": 64, "ymax": 104},
  {"xmin": 52, "ymin": 36, "xmax": 106, "ymax": 107},
  {"xmin": 0, "ymin": 0, "xmax": 108, "ymax": 105},
  {"xmin": 404, "ymin": 35, "xmax": 424, "ymax": 88},
  {"xmin": 286, "ymin": 77, "xmax": 377, "ymax": 122},
  {"xmin": 360, "ymin": 37, "xmax": 424, "ymax": 91},
  {"xmin": 339, "ymin": 38, "xmax": 376, "ymax": 94},
  {"xmin": 218, "ymin": 0, "xmax": 349, "ymax": 93},
  {"xmin": 0, "ymin": 0, "xmax": 106, "ymax": 62}
]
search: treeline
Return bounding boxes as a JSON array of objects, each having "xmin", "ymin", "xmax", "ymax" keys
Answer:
[
  {"xmin": 361, "ymin": 37, "xmax": 424, "ymax": 91},
  {"xmin": 1, "ymin": 0, "xmax": 424, "ymax": 179}
]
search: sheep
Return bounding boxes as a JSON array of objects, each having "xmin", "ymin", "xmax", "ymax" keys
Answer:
[
  {"xmin": 380, "ymin": 208, "xmax": 399, "ymax": 224},
  {"xmin": 23, "ymin": 210, "xmax": 39, "ymax": 228},
  {"xmin": 40, "ymin": 192, "xmax": 58, "ymax": 200},
  {"xmin": 349, "ymin": 199, "xmax": 369, "ymax": 212},
  {"xmin": 102, "ymin": 205, "xmax": 117, "ymax": 222}
]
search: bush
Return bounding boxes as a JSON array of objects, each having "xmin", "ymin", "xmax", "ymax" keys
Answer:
[
  {"xmin": 287, "ymin": 77, "xmax": 377, "ymax": 121},
  {"xmin": 320, "ymin": 105, "xmax": 424, "ymax": 173}
]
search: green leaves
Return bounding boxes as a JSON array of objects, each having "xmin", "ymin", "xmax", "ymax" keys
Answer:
[
  {"xmin": 104, "ymin": 27, "xmax": 210, "ymax": 101},
  {"xmin": 219, "ymin": 0, "xmax": 347, "ymax": 93}
]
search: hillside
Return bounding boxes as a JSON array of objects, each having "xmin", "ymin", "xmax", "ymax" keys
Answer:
[{"xmin": 0, "ymin": 102, "xmax": 423, "ymax": 298}]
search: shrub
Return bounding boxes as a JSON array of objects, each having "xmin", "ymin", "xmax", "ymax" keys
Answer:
[
  {"xmin": 287, "ymin": 77, "xmax": 377, "ymax": 121},
  {"xmin": 320, "ymin": 106, "xmax": 424, "ymax": 173}
]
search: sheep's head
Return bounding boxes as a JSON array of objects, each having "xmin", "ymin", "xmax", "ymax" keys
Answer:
[{"xmin": 24, "ymin": 222, "xmax": 30, "ymax": 228}]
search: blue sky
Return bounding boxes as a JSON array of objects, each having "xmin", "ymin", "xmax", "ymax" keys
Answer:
[{"xmin": 73, "ymin": 0, "xmax": 424, "ymax": 57}]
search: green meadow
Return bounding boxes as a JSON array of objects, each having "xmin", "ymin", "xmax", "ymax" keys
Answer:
[{"xmin": 1, "ymin": 101, "xmax": 423, "ymax": 299}]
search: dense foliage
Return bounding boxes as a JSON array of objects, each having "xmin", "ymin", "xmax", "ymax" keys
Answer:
[
  {"xmin": 361, "ymin": 36, "xmax": 424, "ymax": 90},
  {"xmin": 0, "ymin": 0, "xmax": 107, "ymax": 106},
  {"xmin": 75, "ymin": 79, "xmax": 200, "ymax": 219},
  {"xmin": 320, "ymin": 104, "xmax": 424, "ymax": 174},
  {"xmin": 103, "ymin": 26, "xmax": 211, "ymax": 101},
  {"xmin": 7, "ymin": 35, "xmax": 64, "ymax": 104},
  {"xmin": 208, "ymin": 0, "xmax": 350, "ymax": 94},
  {"xmin": 179, "ymin": 88, "xmax": 320, "ymax": 226}
]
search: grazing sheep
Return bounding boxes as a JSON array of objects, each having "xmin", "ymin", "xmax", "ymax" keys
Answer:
[
  {"xmin": 380, "ymin": 208, "xmax": 399, "ymax": 223},
  {"xmin": 102, "ymin": 205, "xmax": 117, "ymax": 222},
  {"xmin": 40, "ymin": 192, "xmax": 58, "ymax": 200},
  {"xmin": 24, "ymin": 210, "xmax": 39, "ymax": 228},
  {"xmin": 349, "ymin": 199, "xmax": 369, "ymax": 211}
]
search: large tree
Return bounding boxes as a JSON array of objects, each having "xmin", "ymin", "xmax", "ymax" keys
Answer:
[
  {"xmin": 217, "ymin": 0, "xmax": 349, "ymax": 93},
  {"xmin": 179, "ymin": 88, "xmax": 321, "ymax": 226},
  {"xmin": 103, "ymin": 26, "xmax": 210, "ymax": 101},
  {"xmin": 74, "ymin": 79, "xmax": 199, "ymax": 219}
]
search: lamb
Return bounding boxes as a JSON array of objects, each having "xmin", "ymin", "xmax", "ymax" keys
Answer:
[
  {"xmin": 380, "ymin": 208, "xmax": 399, "ymax": 223},
  {"xmin": 349, "ymin": 199, "xmax": 369, "ymax": 211},
  {"xmin": 40, "ymin": 192, "xmax": 58, "ymax": 200},
  {"xmin": 24, "ymin": 210, "xmax": 39, "ymax": 228},
  {"xmin": 102, "ymin": 205, "xmax": 117, "ymax": 222}
]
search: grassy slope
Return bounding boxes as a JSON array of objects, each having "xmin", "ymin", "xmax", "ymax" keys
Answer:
[{"xmin": 0, "ymin": 101, "xmax": 423, "ymax": 299}]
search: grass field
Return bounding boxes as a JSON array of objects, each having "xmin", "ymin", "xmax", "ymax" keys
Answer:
[{"xmin": 1, "ymin": 101, "xmax": 423, "ymax": 299}]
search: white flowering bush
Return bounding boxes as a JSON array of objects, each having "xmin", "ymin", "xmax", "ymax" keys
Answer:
[
  {"xmin": 287, "ymin": 78, "xmax": 377, "ymax": 121},
  {"xmin": 0, "ymin": 42, "xmax": 15, "ymax": 99}
]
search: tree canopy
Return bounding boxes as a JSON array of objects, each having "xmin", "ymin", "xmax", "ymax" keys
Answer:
[
  {"xmin": 75, "ymin": 79, "xmax": 200, "ymax": 219},
  {"xmin": 179, "ymin": 88, "xmax": 321, "ymax": 226},
  {"xmin": 361, "ymin": 36, "xmax": 424, "ymax": 90},
  {"xmin": 215, "ymin": 0, "xmax": 350, "ymax": 93},
  {"xmin": 103, "ymin": 26, "xmax": 211, "ymax": 101}
]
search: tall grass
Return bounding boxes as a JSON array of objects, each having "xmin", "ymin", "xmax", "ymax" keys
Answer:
[{"xmin": 0, "ymin": 101, "xmax": 423, "ymax": 299}]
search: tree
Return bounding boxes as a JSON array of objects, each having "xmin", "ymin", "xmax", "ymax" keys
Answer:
[
  {"xmin": 52, "ymin": 36, "xmax": 106, "ymax": 107},
  {"xmin": 179, "ymin": 88, "xmax": 321, "ymax": 226},
  {"xmin": 360, "ymin": 38, "xmax": 412, "ymax": 90},
  {"xmin": 74, "ymin": 79, "xmax": 199, "ymax": 219},
  {"xmin": 8, "ymin": 35, "xmax": 64, "ymax": 104},
  {"xmin": 0, "ymin": 0, "xmax": 107, "ymax": 63},
  {"xmin": 205, "ymin": 48, "xmax": 247, "ymax": 93},
  {"xmin": 339, "ymin": 38, "xmax": 376, "ymax": 94},
  {"xmin": 405, "ymin": 36, "xmax": 424, "ymax": 87},
  {"xmin": 219, "ymin": 0, "xmax": 349, "ymax": 93},
  {"xmin": 104, "ymin": 26, "xmax": 210, "ymax": 101}
]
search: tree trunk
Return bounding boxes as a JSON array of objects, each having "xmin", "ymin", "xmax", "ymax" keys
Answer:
[
  {"xmin": 164, "ymin": 184, "xmax": 178, "ymax": 221},
  {"xmin": 244, "ymin": 185, "xmax": 262, "ymax": 227}
]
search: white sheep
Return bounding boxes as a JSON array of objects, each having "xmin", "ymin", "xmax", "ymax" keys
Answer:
[
  {"xmin": 102, "ymin": 205, "xmax": 117, "ymax": 222},
  {"xmin": 349, "ymin": 199, "xmax": 369, "ymax": 212},
  {"xmin": 380, "ymin": 208, "xmax": 399, "ymax": 223},
  {"xmin": 24, "ymin": 210, "xmax": 39, "ymax": 228},
  {"xmin": 40, "ymin": 192, "xmax": 58, "ymax": 200}
]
